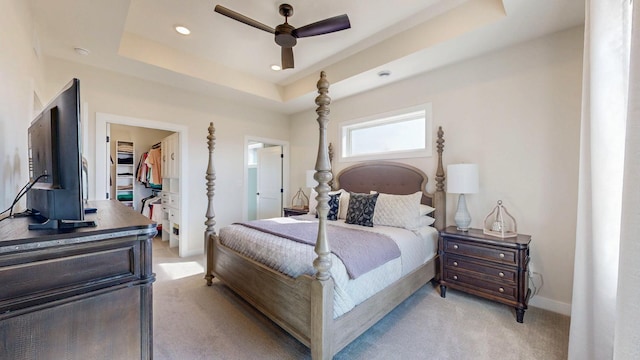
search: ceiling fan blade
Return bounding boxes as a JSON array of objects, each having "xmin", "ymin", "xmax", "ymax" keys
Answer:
[
  {"xmin": 214, "ymin": 5, "xmax": 275, "ymax": 34},
  {"xmin": 282, "ymin": 47, "xmax": 294, "ymax": 69},
  {"xmin": 292, "ymin": 14, "xmax": 350, "ymax": 38}
]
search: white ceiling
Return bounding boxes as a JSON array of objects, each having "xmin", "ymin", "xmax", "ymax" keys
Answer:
[{"xmin": 28, "ymin": 0, "xmax": 584, "ymax": 114}]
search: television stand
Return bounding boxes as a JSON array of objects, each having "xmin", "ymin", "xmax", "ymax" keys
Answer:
[
  {"xmin": 1, "ymin": 200, "xmax": 155, "ymax": 359},
  {"xmin": 28, "ymin": 215, "xmax": 97, "ymax": 230}
]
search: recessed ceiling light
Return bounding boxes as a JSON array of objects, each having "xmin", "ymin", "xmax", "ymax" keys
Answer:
[
  {"xmin": 271, "ymin": 64, "xmax": 282, "ymax": 71},
  {"xmin": 74, "ymin": 47, "xmax": 90, "ymax": 56},
  {"xmin": 175, "ymin": 25, "xmax": 191, "ymax": 35}
]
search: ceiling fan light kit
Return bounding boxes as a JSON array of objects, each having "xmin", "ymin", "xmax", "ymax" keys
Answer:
[{"xmin": 214, "ymin": 3, "xmax": 351, "ymax": 69}]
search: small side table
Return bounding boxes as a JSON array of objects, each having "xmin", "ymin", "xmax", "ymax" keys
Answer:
[
  {"xmin": 439, "ymin": 226, "xmax": 531, "ymax": 323},
  {"xmin": 283, "ymin": 207, "xmax": 308, "ymax": 217}
]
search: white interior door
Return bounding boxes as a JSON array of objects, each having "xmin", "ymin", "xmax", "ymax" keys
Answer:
[{"xmin": 256, "ymin": 146, "xmax": 282, "ymax": 219}]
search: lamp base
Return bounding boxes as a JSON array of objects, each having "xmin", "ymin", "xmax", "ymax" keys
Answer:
[{"xmin": 454, "ymin": 193, "xmax": 472, "ymax": 231}]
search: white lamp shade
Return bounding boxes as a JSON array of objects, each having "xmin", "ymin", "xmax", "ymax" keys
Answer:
[
  {"xmin": 447, "ymin": 164, "xmax": 479, "ymax": 194},
  {"xmin": 306, "ymin": 170, "xmax": 317, "ymax": 188}
]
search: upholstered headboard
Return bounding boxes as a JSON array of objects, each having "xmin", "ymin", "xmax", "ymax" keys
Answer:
[{"xmin": 334, "ymin": 162, "xmax": 432, "ymax": 206}]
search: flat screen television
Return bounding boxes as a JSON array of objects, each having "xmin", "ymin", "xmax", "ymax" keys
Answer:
[{"xmin": 27, "ymin": 78, "xmax": 95, "ymax": 230}]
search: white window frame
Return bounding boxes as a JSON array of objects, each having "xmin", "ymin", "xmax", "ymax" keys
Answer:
[{"xmin": 339, "ymin": 103, "xmax": 433, "ymax": 162}]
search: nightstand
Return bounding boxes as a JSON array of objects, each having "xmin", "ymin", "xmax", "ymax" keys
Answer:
[
  {"xmin": 283, "ymin": 207, "xmax": 308, "ymax": 217},
  {"xmin": 439, "ymin": 226, "xmax": 531, "ymax": 323}
]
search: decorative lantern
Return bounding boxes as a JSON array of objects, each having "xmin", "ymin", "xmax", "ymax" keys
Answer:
[
  {"xmin": 291, "ymin": 188, "xmax": 309, "ymax": 210},
  {"xmin": 483, "ymin": 200, "xmax": 517, "ymax": 238}
]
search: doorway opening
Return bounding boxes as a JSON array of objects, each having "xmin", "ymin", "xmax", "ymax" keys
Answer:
[
  {"xmin": 95, "ymin": 113, "xmax": 190, "ymax": 257},
  {"xmin": 244, "ymin": 136, "xmax": 289, "ymax": 221}
]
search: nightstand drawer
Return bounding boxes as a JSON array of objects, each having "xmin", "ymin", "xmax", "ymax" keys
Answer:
[
  {"xmin": 444, "ymin": 255, "xmax": 517, "ymax": 284},
  {"xmin": 443, "ymin": 270, "xmax": 518, "ymax": 302},
  {"xmin": 444, "ymin": 240, "xmax": 517, "ymax": 265}
]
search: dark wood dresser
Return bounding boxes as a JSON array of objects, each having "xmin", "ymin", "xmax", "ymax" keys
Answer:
[
  {"xmin": 0, "ymin": 200, "xmax": 156, "ymax": 359},
  {"xmin": 439, "ymin": 226, "xmax": 531, "ymax": 323}
]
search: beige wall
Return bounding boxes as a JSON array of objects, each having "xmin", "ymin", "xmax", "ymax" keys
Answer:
[
  {"xmin": 0, "ymin": 0, "xmax": 45, "ymax": 211},
  {"xmin": 43, "ymin": 58, "xmax": 291, "ymax": 256},
  {"xmin": 290, "ymin": 26, "xmax": 584, "ymax": 314}
]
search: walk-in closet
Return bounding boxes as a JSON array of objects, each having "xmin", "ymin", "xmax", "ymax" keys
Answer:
[{"xmin": 108, "ymin": 124, "xmax": 178, "ymax": 245}]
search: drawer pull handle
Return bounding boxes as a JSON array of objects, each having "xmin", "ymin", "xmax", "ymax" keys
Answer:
[
  {"xmin": 499, "ymin": 272, "xmax": 505, "ymax": 277},
  {"xmin": 453, "ymin": 275, "xmax": 458, "ymax": 280},
  {"xmin": 453, "ymin": 244, "xmax": 459, "ymax": 249},
  {"xmin": 499, "ymin": 253, "xmax": 505, "ymax": 258},
  {"xmin": 453, "ymin": 261, "xmax": 458, "ymax": 266},
  {"xmin": 499, "ymin": 287, "xmax": 505, "ymax": 293}
]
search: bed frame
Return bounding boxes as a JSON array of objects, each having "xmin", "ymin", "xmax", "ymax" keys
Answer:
[{"xmin": 204, "ymin": 71, "xmax": 446, "ymax": 359}]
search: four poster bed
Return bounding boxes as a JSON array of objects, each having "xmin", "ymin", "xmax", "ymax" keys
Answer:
[{"xmin": 204, "ymin": 71, "xmax": 446, "ymax": 359}]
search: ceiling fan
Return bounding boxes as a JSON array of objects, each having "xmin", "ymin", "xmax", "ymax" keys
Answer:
[{"xmin": 214, "ymin": 3, "xmax": 351, "ymax": 70}]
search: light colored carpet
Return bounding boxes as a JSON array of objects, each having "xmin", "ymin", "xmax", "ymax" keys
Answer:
[{"xmin": 152, "ymin": 238, "xmax": 569, "ymax": 360}]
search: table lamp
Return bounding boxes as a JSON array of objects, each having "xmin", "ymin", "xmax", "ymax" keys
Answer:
[
  {"xmin": 306, "ymin": 170, "xmax": 317, "ymax": 190},
  {"xmin": 447, "ymin": 164, "xmax": 479, "ymax": 231}
]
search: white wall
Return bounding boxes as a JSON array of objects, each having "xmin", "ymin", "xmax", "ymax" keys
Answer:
[
  {"xmin": 289, "ymin": 27, "xmax": 584, "ymax": 314},
  {"xmin": 0, "ymin": 0, "xmax": 45, "ymax": 213},
  {"xmin": 43, "ymin": 58, "xmax": 291, "ymax": 256}
]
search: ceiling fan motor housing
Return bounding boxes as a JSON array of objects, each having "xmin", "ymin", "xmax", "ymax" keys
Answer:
[{"xmin": 275, "ymin": 23, "xmax": 297, "ymax": 47}]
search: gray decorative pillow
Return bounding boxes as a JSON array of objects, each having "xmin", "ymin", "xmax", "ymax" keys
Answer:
[
  {"xmin": 345, "ymin": 192, "xmax": 379, "ymax": 227},
  {"xmin": 315, "ymin": 192, "xmax": 340, "ymax": 220}
]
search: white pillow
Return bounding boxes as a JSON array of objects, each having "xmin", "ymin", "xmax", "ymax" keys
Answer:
[
  {"xmin": 416, "ymin": 215, "xmax": 436, "ymax": 227},
  {"xmin": 420, "ymin": 204, "xmax": 436, "ymax": 216},
  {"xmin": 338, "ymin": 191, "xmax": 350, "ymax": 219},
  {"xmin": 309, "ymin": 188, "xmax": 347, "ymax": 216},
  {"xmin": 372, "ymin": 191, "xmax": 422, "ymax": 229}
]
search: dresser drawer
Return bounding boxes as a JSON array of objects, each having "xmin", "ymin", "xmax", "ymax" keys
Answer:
[
  {"xmin": 444, "ymin": 255, "xmax": 517, "ymax": 284},
  {"xmin": 169, "ymin": 193, "xmax": 180, "ymax": 208},
  {"xmin": 443, "ymin": 269, "xmax": 518, "ymax": 302},
  {"xmin": 443, "ymin": 239, "xmax": 517, "ymax": 265}
]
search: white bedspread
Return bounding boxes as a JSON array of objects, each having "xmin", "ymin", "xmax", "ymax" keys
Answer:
[{"xmin": 219, "ymin": 214, "xmax": 438, "ymax": 318}]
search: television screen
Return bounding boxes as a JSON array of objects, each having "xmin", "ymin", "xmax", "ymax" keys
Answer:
[{"xmin": 27, "ymin": 78, "xmax": 94, "ymax": 230}]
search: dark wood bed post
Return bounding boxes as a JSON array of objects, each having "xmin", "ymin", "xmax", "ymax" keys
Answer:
[
  {"xmin": 310, "ymin": 71, "xmax": 335, "ymax": 360},
  {"xmin": 204, "ymin": 122, "xmax": 217, "ymax": 286},
  {"xmin": 434, "ymin": 126, "xmax": 446, "ymax": 230}
]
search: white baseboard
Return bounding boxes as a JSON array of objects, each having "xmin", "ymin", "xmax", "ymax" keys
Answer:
[{"xmin": 528, "ymin": 295, "xmax": 571, "ymax": 316}]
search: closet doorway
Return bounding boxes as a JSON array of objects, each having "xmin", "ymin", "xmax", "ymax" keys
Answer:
[
  {"xmin": 95, "ymin": 113, "xmax": 190, "ymax": 257},
  {"xmin": 107, "ymin": 124, "xmax": 173, "ymax": 209}
]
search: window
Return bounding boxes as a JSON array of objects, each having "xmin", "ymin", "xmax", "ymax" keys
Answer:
[
  {"xmin": 247, "ymin": 142, "xmax": 263, "ymax": 166},
  {"xmin": 340, "ymin": 104, "xmax": 432, "ymax": 162}
]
